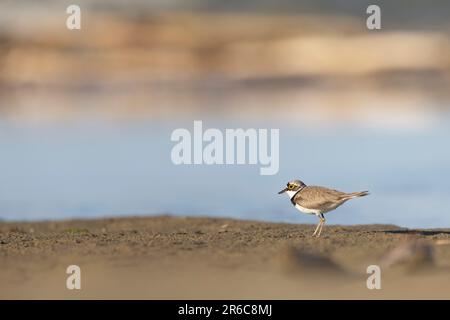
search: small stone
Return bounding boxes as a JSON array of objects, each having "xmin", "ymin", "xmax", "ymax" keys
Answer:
[
  {"xmin": 277, "ymin": 246, "xmax": 346, "ymax": 276},
  {"xmin": 380, "ymin": 239, "xmax": 434, "ymax": 271}
]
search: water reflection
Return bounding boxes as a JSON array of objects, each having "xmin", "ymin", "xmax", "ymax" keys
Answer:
[{"xmin": 1, "ymin": 117, "xmax": 449, "ymax": 228}]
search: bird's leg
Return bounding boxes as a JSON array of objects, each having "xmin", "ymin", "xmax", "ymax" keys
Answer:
[
  {"xmin": 312, "ymin": 219, "xmax": 322, "ymax": 236},
  {"xmin": 316, "ymin": 215, "xmax": 326, "ymax": 237},
  {"xmin": 316, "ymin": 219, "xmax": 325, "ymax": 237}
]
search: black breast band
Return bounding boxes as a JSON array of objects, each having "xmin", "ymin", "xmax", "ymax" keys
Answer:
[{"xmin": 290, "ymin": 186, "xmax": 305, "ymax": 206}]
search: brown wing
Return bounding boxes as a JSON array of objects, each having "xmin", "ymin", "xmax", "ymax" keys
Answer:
[{"xmin": 293, "ymin": 186, "xmax": 348, "ymax": 211}]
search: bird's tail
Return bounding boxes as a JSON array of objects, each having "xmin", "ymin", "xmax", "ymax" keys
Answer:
[{"xmin": 341, "ymin": 191, "xmax": 369, "ymax": 200}]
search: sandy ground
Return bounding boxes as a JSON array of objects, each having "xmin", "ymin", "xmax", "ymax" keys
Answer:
[{"xmin": 1, "ymin": 215, "xmax": 450, "ymax": 299}]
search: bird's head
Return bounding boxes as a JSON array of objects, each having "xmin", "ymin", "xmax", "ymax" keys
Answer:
[{"xmin": 278, "ymin": 180, "xmax": 306, "ymax": 195}]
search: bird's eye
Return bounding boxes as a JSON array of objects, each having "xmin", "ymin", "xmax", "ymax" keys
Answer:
[{"xmin": 288, "ymin": 185, "xmax": 294, "ymax": 190}]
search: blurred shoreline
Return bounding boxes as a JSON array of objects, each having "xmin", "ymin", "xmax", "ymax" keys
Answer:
[{"xmin": 1, "ymin": 11, "xmax": 450, "ymax": 125}]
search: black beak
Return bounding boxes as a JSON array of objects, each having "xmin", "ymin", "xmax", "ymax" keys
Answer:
[{"xmin": 278, "ymin": 187, "xmax": 287, "ymax": 194}]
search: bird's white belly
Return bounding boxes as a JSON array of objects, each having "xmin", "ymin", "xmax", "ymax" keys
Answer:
[{"xmin": 295, "ymin": 204, "xmax": 321, "ymax": 215}]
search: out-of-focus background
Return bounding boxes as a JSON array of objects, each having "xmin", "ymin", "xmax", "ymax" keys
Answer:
[{"xmin": 1, "ymin": 0, "xmax": 450, "ymax": 227}]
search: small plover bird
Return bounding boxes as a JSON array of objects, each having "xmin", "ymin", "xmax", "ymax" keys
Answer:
[{"xmin": 278, "ymin": 180, "xmax": 369, "ymax": 237}]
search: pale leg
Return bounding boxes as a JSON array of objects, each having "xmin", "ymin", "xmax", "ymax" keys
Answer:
[
  {"xmin": 312, "ymin": 220, "xmax": 322, "ymax": 236},
  {"xmin": 316, "ymin": 218, "xmax": 325, "ymax": 237}
]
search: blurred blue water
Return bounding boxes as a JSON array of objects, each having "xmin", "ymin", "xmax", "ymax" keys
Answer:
[{"xmin": 1, "ymin": 118, "xmax": 450, "ymax": 228}]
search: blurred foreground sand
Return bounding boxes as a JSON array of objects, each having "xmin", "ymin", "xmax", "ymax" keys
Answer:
[{"xmin": 1, "ymin": 216, "xmax": 450, "ymax": 299}]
